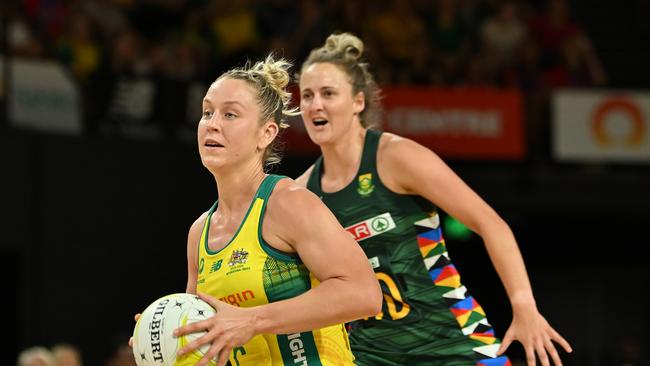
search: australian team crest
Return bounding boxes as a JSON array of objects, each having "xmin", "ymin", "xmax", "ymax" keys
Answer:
[
  {"xmin": 228, "ymin": 248, "xmax": 249, "ymax": 266},
  {"xmin": 357, "ymin": 173, "xmax": 375, "ymax": 197}
]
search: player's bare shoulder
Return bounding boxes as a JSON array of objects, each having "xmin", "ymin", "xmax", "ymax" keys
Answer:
[
  {"xmin": 263, "ymin": 177, "xmax": 325, "ymax": 249},
  {"xmin": 187, "ymin": 211, "xmax": 209, "ymax": 245},
  {"xmin": 190, "ymin": 211, "xmax": 210, "ymax": 233},
  {"xmin": 376, "ymin": 132, "xmax": 432, "ymax": 194},
  {"xmin": 378, "ymin": 132, "xmax": 417, "ymax": 158},
  {"xmin": 268, "ymin": 177, "xmax": 321, "ymax": 215}
]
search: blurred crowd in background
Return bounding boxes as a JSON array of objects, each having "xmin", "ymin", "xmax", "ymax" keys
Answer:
[
  {"xmin": 4, "ymin": 0, "xmax": 607, "ymax": 88},
  {"xmin": 16, "ymin": 340, "xmax": 133, "ymax": 366},
  {"xmin": 2, "ymin": 0, "xmax": 608, "ymax": 159}
]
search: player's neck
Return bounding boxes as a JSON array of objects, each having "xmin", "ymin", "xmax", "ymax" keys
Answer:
[
  {"xmin": 320, "ymin": 128, "xmax": 366, "ymax": 182},
  {"xmin": 213, "ymin": 164, "xmax": 266, "ymax": 214}
]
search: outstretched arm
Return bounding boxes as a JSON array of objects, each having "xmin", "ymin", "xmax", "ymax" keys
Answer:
[{"xmin": 378, "ymin": 134, "xmax": 572, "ymax": 366}]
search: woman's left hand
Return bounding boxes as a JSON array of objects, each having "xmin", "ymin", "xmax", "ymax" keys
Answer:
[
  {"xmin": 497, "ymin": 304, "xmax": 572, "ymax": 366},
  {"xmin": 174, "ymin": 292, "xmax": 257, "ymax": 366}
]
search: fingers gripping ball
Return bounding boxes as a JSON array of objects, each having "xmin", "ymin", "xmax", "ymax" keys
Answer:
[{"xmin": 132, "ymin": 293, "xmax": 216, "ymax": 366}]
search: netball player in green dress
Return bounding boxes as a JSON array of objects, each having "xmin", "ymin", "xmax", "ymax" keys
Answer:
[{"xmin": 295, "ymin": 33, "xmax": 572, "ymax": 366}]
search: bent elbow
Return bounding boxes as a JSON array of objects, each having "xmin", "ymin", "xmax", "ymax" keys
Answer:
[
  {"xmin": 363, "ymin": 281, "xmax": 383, "ymax": 316},
  {"xmin": 368, "ymin": 297, "xmax": 382, "ymax": 316}
]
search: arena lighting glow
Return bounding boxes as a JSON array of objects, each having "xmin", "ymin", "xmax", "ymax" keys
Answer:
[{"xmin": 444, "ymin": 215, "xmax": 473, "ymax": 241}]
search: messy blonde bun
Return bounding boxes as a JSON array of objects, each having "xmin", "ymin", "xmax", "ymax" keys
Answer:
[
  {"xmin": 218, "ymin": 54, "xmax": 300, "ymax": 168},
  {"xmin": 324, "ymin": 32, "xmax": 364, "ymax": 62}
]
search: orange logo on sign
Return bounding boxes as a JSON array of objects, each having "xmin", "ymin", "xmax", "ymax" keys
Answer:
[{"xmin": 592, "ymin": 98, "xmax": 645, "ymax": 146}]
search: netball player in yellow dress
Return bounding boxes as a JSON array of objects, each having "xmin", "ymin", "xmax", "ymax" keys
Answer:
[{"xmin": 173, "ymin": 54, "xmax": 382, "ymax": 366}]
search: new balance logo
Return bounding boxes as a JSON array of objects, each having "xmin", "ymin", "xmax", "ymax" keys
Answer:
[{"xmin": 210, "ymin": 259, "xmax": 223, "ymax": 273}]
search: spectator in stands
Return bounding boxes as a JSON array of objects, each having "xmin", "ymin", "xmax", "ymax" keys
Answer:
[
  {"xmin": 105, "ymin": 344, "xmax": 135, "ymax": 366},
  {"xmin": 17, "ymin": 346, "xmax": 55, "ymax": 366},
  {"xmin": 427, "ymin": 0, "xmax": 473, "ymax": 84},
  {"xmin": 78, "ymin": 0, "xmax": 128, "ymax": 42},
  {"xmin": 52, "ymin": 343, "xmax": 82, "ymax": 366},
  {"xmin": 400, "ymin": 37, "xmax": 441, "ymax": 85},
  {"xmin": 55, "ymin": 10, "xmax": 101, "ymax": 84},
  {"xmin": 480, "ymin": 0, "xmax": 528, "ymax": 82},
  {"xmin": 1, "ymin": 4, "xmax": 45, "ymax": 58},
  {"xmin": 23, "ymin": 0, "xmax": 69, "ymax": 42},
  {"xmin": 105, "ymin": 334, "xmax": 136, "ymax": 366},
  {"xmin": 558, "ymin": 33, "xmax": 607, "ymax": 87},
  {"xmin": 206, "ymin": 0, "xmax": 261, "ymax": 70},
  {"xmin": 366, "ymin": 0, "xmax": 428, "ymax": 83},
  {"xmin": 293, "ymin": 0, "xmax": 333, "ymax": 62},
  {"xmin": 528, "ymin": 0, "xmax": 580, "ymax": 73}
]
